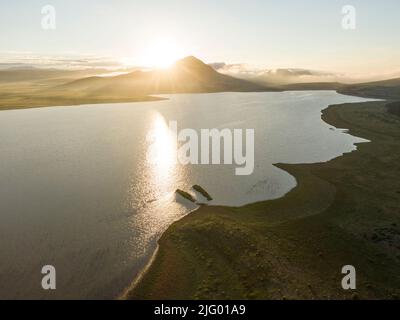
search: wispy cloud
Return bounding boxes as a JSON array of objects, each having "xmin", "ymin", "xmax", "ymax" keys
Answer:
[
  {"xmin": 209, "ymin": 62, "xmax": 400, "ymax": 84},
  {"xmin": 0, "ymin": 52, "xmax": 125, "ymax": 70},
  {"xmin": 210, "ymin": 62, "xmax": 345, "ymax": 84}
]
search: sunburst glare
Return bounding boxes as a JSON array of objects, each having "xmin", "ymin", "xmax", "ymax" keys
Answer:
[{"xmin": 142, "ymin": 38, "xmax": 185, "ymax": 69}]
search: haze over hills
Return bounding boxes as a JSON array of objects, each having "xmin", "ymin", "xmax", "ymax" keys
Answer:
[
  {"xmin": 210, "ymin": 62, "xmax": 400, "ymax": 98},
  {"xmin": 51, "ymin": 54, "xmax": 400, "ymax": 102},
  {"xmin": 0, "ymin": 67, "xmax": 116, "ymax": 84},
  {"xmin": 210, "ymin": 63, "xmax": 341, "ymax": 85},
  {"xmin": 54, "ymin": 56, "xmax": 277, "ymax": 98},
  {"xmin": 1, "ymin": 55, "xmax": 400, "ymax": 111}
]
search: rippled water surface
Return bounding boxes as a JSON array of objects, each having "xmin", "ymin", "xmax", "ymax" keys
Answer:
[{"xmin": 0, "ymin": 91, "xmax": 373, "ymax": 299}]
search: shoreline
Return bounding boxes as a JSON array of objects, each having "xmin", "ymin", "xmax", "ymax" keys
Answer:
[
  {"xmin": 0, "ymin": 95, "xmax": 166, "ymax": 112},
  {"xmin": 117, "ymin": 95, "xmax": 366, "ymax": 299},
  {"xmin": 118, "ymin": 245, "xmax": 160, "ymax": 300},
  {"xmin": 119, "ymin": 205, "xmax": 200, "ymax": 300},
  {"xmin": 120, "ymin": 100, "xmax": 364, "ymax": 298},
  {"xmin": 127, "ymin": 99, "xmax": 400, "ymax": 299},
  {"xmin": 0, "ymin": 89, "xmax": 380, "ymax": 112},
  {"xmin": 118, "ymin": 97, "xmax": 369, "ymax": 300}
]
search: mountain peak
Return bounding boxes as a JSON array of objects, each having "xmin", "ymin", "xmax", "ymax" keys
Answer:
[{"xmin": 174, "ymin": 56, "xmax": 208, "ymax": 67}]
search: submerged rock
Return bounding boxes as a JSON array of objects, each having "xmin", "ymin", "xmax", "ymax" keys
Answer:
[
  {"xmin": 175, "ymin": 189, "xmax": 196, "ymax": 203},
  {"xmin": 192, "ymin": 185, "xmax": 213, "ymax": 201}
]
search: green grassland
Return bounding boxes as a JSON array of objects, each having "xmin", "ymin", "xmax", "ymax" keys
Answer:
[{"xmin": 129, "ymin": 100, "xmax": 400, "ymax": 300}]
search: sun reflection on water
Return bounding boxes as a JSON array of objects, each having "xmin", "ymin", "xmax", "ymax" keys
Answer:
[
  {"xmin": 146, "ymin": 112, "xmax": 178, "ymax": 196},
  {"xmin": 125, "ymin": 111, "xmax": 194, "ymax": 268}
]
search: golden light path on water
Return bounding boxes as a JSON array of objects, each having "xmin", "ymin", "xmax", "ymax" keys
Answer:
[
  {"xmin": 125, "ymin": 110, "xmax": 195, "ymax": 268},
  {"xmin": 146, "ymin": 112, "xmax": 178, "ymax": 196}
]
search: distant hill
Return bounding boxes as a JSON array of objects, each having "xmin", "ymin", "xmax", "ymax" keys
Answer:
[
  {"xmin": 55, "ymin": 56, "xmax": 279, "ymax": 98},
  {"xmin": 0, "ymin": 68, "xmax": 108, "ymax": 83},
  {"xmin": 281, "ymin": 82, "xmax": 345, "ymax": 91},
  {"xmin": 337, "ymin": 78, "xmax": 400, "ymax": 99},
  {"xmin": 279, "ymin": 78, "xmax": 400, "ymax": 100}
]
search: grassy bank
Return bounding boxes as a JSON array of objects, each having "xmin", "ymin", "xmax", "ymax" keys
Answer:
[{"xmin": 128, "ymin": 100, "xmax": 400, "ymax": 300}]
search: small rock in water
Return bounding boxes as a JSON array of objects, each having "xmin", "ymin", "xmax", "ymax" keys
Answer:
[
  {"xmin": 192, "ymin": 185, "xmax": 213, "ymax": 201},
  {"xmin": 175, "ymin": 189, "xmax": 196, "ymax": 203}
]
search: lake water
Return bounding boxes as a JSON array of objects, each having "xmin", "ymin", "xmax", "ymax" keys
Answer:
[{"xmin": 0, "ymin": 91, "xmax": 373, "ymax": 299}]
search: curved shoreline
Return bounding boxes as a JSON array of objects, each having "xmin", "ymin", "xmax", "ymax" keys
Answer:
[
  {"xmin": 122, "ymin": 102, "xmax": 357, "ymax": 298},
  {"xmin": 127, "ymin": 99, "xmax": 400, "ymax": 300},
  {"xmin": 119, "ymin": 245, "xmax": 160, "ymax": 300},
  {"xmin": 120, "ymin": 205, "xmax": 200, "ymax": 300},
  {"xmin": 119, "ymin": 98, "xmax": 358, "ymax": 299}
]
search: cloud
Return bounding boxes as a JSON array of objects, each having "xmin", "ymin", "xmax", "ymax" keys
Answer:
[
  {"xmin": 209, "ymin": 62, "xmax": 260, "ymax": 76},
  {"xmin": 209, "ymin": 62, "xmax": 342, "ymax": 84}
]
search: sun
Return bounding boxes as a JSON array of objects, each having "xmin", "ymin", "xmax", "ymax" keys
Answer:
[{"xmin": 143, "ymin": 38, "xmax": 184, "ymax": 69}]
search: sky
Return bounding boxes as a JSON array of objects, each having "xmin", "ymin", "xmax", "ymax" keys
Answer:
[{"xmin": 1, "ymin": 0, "xmax": 399, "ymax": 78}]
